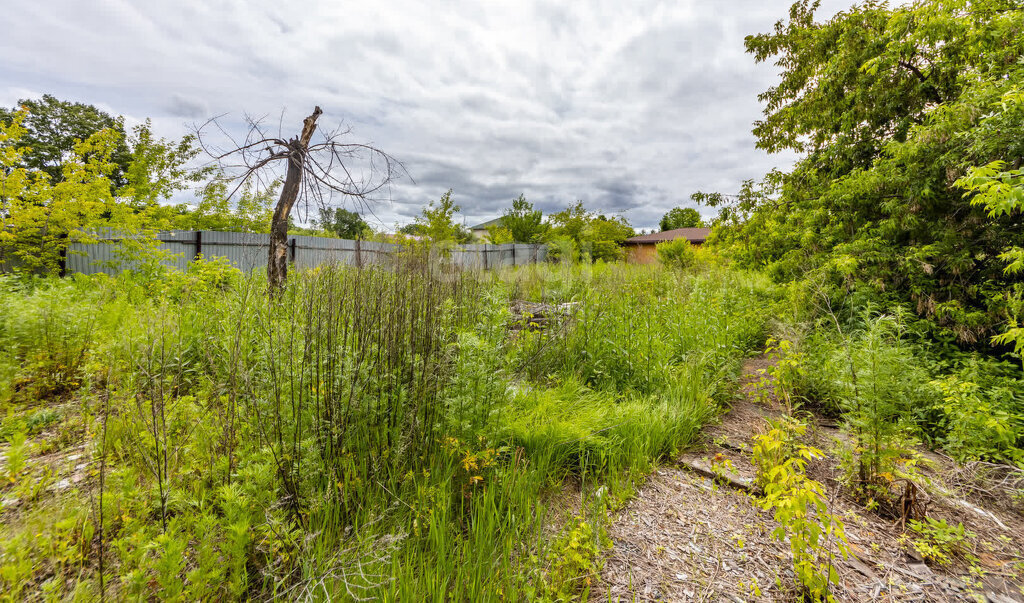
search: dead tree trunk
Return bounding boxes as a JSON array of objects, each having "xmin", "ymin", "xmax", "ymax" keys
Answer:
[
  {"xmin": 268, "ymin": 106, "xmax": 322, "ymax": 291},
  {"xmin": 197, "ymin": 105, "xmax": 400, "ymax": 291}
]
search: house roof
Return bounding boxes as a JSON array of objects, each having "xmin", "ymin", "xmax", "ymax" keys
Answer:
[
  {"xmin": 623, "ymin": 227, "xmax": 711, "ymax": 245},
  {"xmin": 469, "ymin": 217, "xmax": 503, "ymax": 230}
]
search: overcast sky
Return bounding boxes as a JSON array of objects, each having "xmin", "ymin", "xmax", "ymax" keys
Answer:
[{"xmin": 1, "ymin": 0, "xmax": 856, "ymax": 231}]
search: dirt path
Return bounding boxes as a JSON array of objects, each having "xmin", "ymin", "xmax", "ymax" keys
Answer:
[{"xmin": 599, "ymin": 358, "xmax": 1024, "ymax": 602}]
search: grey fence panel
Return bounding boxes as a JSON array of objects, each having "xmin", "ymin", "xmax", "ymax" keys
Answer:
[
  {"xmin": 200, "ymin": 231, "xmax": 269, "ymax": 273},
  {"xmin": 449, "ymin": 244, "xmax": 482, "ymax": 270},
  {"xmin": 58, "ymin": 230, "xmax": 547, "ymax": 276},
  {"xmin": 68, "ymin": 230, "xmax": 192, "ymax": 275},
  {"xmin": 356, "ymin": 240, "xmax": 395, "ymax": 266},
  {"xmin": 514, "ymin": 244, "xmax": 534, "ymax": 266},
  {"xmin": 490, "ymin": 244, "xmax": 515, "ymax": 268}
]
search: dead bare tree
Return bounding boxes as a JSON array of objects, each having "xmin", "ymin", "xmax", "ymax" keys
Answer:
[{"xmin": 196, "ymin": 106, "xmax": 403, "ymax": 289}]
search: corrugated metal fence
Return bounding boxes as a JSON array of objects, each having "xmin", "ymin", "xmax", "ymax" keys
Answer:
[{"xmin": 58, "ymin": 230, "xmax": 548, "ymax": 276}]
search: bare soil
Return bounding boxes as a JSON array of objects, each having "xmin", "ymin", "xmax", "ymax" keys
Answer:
[{"xmin": 598, "ymin": 358, "xmax": 1024, "ymax": 602}]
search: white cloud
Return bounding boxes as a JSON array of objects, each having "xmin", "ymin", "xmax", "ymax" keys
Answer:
[{"xmin": 0, "ymin": 0, "xmax": 855, "ymax": 229}]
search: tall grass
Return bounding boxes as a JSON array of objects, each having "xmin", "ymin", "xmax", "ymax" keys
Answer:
[{"xmin": 0, "ymin": 256, "xmax": 777, "ymax": 600}]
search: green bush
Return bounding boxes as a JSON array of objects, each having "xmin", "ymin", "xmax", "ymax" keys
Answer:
[{"xmin": 656, "ymin": 238, "xmax": 697, "ymax": 270}]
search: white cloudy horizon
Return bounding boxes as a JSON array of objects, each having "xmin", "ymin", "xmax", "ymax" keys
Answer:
[{"xmin": 1, "ymin": 0, "xmax": 856, "ymax": 231}]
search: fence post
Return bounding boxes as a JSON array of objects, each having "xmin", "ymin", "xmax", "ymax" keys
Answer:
[
  {"xmin": 355, "ymin": 238, "xmax": 362, "ymax": 268},
  {"xmin": 58, "ymin": 232, "xmax": 68, "ymax": 277},
  {"xmin": 193, "ymin": 230, "xmax": 203, "ymax": 261},
  {"xmin": 289, "ymin": 238, "xmax": 297, "ymax": 265}
]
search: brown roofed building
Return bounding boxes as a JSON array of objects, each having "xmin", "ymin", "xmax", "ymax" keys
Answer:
[{"xmin": 622, "ymin": 227, "xmax": 710, "ymax": 264}]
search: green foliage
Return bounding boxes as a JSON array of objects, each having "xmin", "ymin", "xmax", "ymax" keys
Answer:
[
  {"xmin": 656, "ymin": 238, "xmax": 697, "ymax": 270},
  {"xmin": 832, "ymin": 314, "xmax": 925, "ymax": 495},
  {"xmin": 121, "ymin": 119, "xmax": 207, "ymax": 210},
  {"xmin": 547, "ymin": 201, "xmax": 634, "ymax": 262},
  {"xmin": 760, "ymin": 338, "xmax": 807, "ymax": 413},
  {"xmin": 534, "ymin": 515, "xmax": 604, "ymax": 600},
  {"xmin": 905, "ymin": 517, "xmax": 976, "ymax": 567},
  {"xmin": 0, "ymin": 260, "xmax": 771, "ymax": 599},
  {"xmin": 0, "ymin": 111, "xmax": 120, "ymax": 274},
  {"xmin": 484, "ymin": 223, "xmax": 514, "ymax": 243},
  {"xmin": 752, "ymin": 417, "xmax": 848, "ymax": 601},
  {"xmin": 544, "ymin": 235, "xmax": 579, "ymax": 264},
  {"xmin": 659, "ymin": 206, "xmax": 703, "ymax": 231},
  {"xmin": 955, "ymin": 83, "xmax": 1024, "ymax": 357},
  {"xmin": 414, "ymin": 189, "xmax": 474, "ymax": 243},
  {"xmin": 0, "ymin": 94, "xmax": 132, "ymax": 188},
  {"xmin": 317, "ymin": 206, "xmax": 371, "ymax": 239},
  {"xmin": 932, "ymin": 375, "xmax": 1024, "ymax": 465},
  {"xmin": 709, "ymin": 0, "xmax": 1024, "ymax": 347},
  {"xmin": 501, "ymin": 194, "xmax": 549, "ymax": 243},
  {"xmin": 0, "ymin": 278, "xmax": 99, "ymax": 401},
  {"xmin": 0, "ymin": 108, "xmax": 214, "ymax": 276},
  {"xmin": 174, "ymin": 180, "xmax": 275, "ymax": 233}
]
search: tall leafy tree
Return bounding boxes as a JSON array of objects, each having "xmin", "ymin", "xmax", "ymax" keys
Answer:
[
  {"xmin": 659, "ymin": 207, "xmax": 703, "ymax": 230},
  {"xmin": 318, "ymin": 207, "xmax": 370, "ymax": 239},
  {"xmin": 0, "ymin": 94, "xmax": 132, "ymax": 188},
  {"xmin": 501, "ymin": 194, "xmax": 548, "ymax": 243},
  {"xmin": 0, "ymin": 111, "xmax": 120, "ymax": 273},
  {"xmin": 956, "ymin": 85, "xmax": 1024, "ymax": 356},
  {"xmin": 414, "ymin": 189, "xmax": 473, "ymax": 243},
  {"xmin": 0, "ymin": 106, "xmax": 210, "ymax": 274},
  {"xmin": 548, "ymin": 201, "xmax": 634, "ymax": 262},
  {"xmin": 547, "ymin": 201, "xmax": 590, "ymax": 247},
  {"xmin": 710, "ymin": 0, "xmax": 1024, "ymax": 346}
]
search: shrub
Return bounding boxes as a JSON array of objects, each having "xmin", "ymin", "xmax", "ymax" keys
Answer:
[
  {"xmin": 545, "ymin": 235, "xmax": 578, "ymax": 264},
  {"xmin": 656, "ymin": 238, "xmax": 697, "ymax": 270},
  {"xmin": 752, "ymin": 417, "xmax": 848, "ymax": 601},
  {"xmin": 905, "ymin": 517, "xmax": 975, "ymax": 567}
]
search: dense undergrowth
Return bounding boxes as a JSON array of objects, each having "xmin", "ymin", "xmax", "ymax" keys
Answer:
[{"xmin": 0, "ymin": 255, "xmax": 775, "ymax": 600}]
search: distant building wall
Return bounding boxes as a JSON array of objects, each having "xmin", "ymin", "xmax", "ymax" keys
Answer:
[{"xmin": 624, "ymin": 243, "xmax": 660, "ymax": 264}]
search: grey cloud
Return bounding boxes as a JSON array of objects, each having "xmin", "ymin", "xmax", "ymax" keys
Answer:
[
  {"xmin": 0, "ymin": 0, "xmax": 860, "ymax": 231},
  {"xmin": 166, "ymin": 94, "xmax": 208, "ymax": 118}
]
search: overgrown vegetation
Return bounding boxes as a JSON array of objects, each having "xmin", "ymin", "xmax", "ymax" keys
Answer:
[
  {"xmin": 703, "ymin": 0, "xmax": 1024, "ymax": 352},
  {"xmin": 4, "ymin": 1, "xmax": 1024, "ymax": 599},
  {"xmin": 0, "ymin": 256, "xmax": 774, "ymax": 599}
]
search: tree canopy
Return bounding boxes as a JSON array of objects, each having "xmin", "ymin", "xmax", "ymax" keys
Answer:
[
  {"xmin": 318, "ymin": 207, "xmax": 371, "ymax": 239},
  {"xmin": 0, "ymin": 94, "xmax": 133, "ymax": 189},
  {"xmin": 706, "ymin": 0, "xmax": 1024, "ymax": 349},
  {"xmin": 413, "ymin": 189, "xmax": 473, "ymax": 243},
  {"xmin": 500, "ymin": 194, "xmax": 548, "ymax": 243},
  {"xmin": 548, "ymin": 201, "xmax": 634, "ymax": 262},
  {"xmin": 659, "ymin": 207, "xmax": 703, "ymax": 230}
]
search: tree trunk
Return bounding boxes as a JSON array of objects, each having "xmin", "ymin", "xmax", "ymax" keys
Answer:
[{"xmin": 268, "ymin": 106, "xmax": 322, "ymax": 291}]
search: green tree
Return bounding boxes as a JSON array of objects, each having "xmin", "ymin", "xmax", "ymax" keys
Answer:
[
  {"xmin": 0, "ymin": 94, "xmax": 132, "ymax": 188},
  {"xmin": 414, "ymin": 189, "xmax": 473, "ymax": 243},
  {"xmin": 956, "ymin": 86, "xmax": 1024, "ymax": 359},
  {"xmin": 318, "ymin": 207, "xmax": 370, "ymax": 239},
  {"xmin": 659, "ymin": 207, "xmax": 703, "ymax": 230},
  {"xmin": 175, "ymin": 180, "xmax": 275, "ymax": 233},
  {"xmin": 548, "ymin": 201, "xmax": 633, "ymax": 262},
  {"xmin": 547, "ymin": 201, "xmax": 590, "ymax": 248},
  {"xmin": 0, "ymin": 111, "xmax": 120, "ymax": 273},
  {"xmin": 0, "ymin": 108, "xmax": 213, "ymax": 274},
  {"xmin": 398, "ymin": 223, "xmax": 425, "ymax": 237},
  {"xmin": 501, "ymin": 194, "xmax": 548, "ymax": 243},
  {"xmin": 709, "ymin": 0, "xmax": 1024, "ymax": 346},
  {"xmin": 122, "ymin": 119, "xmax": 206, "ymax": 210}
]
